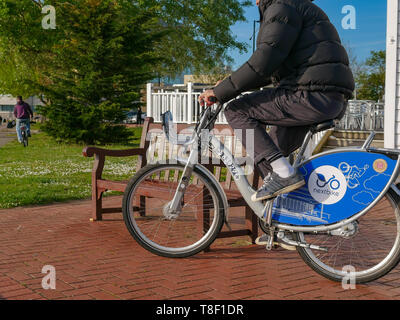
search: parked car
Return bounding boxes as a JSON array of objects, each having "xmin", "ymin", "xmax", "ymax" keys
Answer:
[
  {"xmin": 124, "ymin": 111, "xmax": 137, "ymax": 124},
  {"xmin": 123, "ymin": 110, "xmax": 146, "ymax": 124}
]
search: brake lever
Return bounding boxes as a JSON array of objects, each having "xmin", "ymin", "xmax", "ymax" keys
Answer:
[{"xmin": 197, "ymin": 97, "xmax": 221, "ymax": 132}]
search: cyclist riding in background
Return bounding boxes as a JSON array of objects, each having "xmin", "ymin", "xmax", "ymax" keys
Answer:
[
  {"xmin": 199, "ymin": 0, "xmax": 355, "ymax": 202},
  {"xmin": 13, "ymin": 96, "xmax": 33, "ymax": 144}
]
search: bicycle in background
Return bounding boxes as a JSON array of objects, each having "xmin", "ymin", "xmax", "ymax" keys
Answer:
[{"xmin": 18, "ymin": 119, "xmax": 29, "ymax": 147}]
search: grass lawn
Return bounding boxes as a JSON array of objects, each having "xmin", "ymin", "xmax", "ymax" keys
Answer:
[{"xmin": 0, "ymin": 125, "xmax": 143, "ymax": 209}]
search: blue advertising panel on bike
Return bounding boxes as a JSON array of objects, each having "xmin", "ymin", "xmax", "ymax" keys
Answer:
[{"xmin": 271, "ymin": 151, "xmax": 397, "ymax": 226}]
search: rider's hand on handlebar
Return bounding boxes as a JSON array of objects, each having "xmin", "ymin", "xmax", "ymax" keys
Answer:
[{"xmin": 199, "ymin": 89, "xmax": 218, "ymax": 107}]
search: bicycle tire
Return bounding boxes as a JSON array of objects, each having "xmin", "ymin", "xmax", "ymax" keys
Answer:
[
  {"xmin": 22, "ymin": 131, "xmax": 28, "ymax": 147},
  {"xmin": 122, "ymin": 162, "xmax": 225, "ymax": 258},
  {"xmin": 294, "ymin": 188, "xmax": 400, "ymax": 283}
]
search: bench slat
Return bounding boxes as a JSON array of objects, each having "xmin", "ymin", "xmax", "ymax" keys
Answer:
[
  {"xmin": 97, "ymin": 180, "xmax": 127, "ymax": 193},
  {"xmin": 83, "ymin": 147, "xmax": 146, "ymax": 158}
]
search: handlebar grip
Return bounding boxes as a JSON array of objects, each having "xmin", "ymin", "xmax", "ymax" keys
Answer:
[{"xmin": 208, "ymin": 96, "xmax": 218, "ymax": 103}]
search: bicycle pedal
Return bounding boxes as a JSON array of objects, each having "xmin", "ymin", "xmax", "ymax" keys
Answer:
[{"xmin": 264, "ymin": 242, "xmax": 296, "ymax": 251}]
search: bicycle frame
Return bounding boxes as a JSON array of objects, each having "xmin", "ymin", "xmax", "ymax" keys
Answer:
[{"xmin": 164, "ymin": 104, "xmax": 400, "ymax": 233}]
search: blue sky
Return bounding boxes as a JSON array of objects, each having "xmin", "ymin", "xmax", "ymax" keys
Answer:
[{"xmin": 229, "ymin": 0, "xmax": 387, "ymax": 69}]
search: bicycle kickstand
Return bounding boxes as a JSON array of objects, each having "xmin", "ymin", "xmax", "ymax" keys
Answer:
[{"xmin": 262, "ymin": 200, "xmax": 275, "ymax": 251}]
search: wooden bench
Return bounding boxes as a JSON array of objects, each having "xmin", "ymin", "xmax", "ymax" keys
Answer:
[{"xmin": 83, "ymin": 117, "xmax": 261, "ymax": 244}]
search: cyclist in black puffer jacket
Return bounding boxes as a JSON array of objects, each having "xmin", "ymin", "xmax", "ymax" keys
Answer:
[{"xmin": 199, "ymin": 0, "xmax": 355, "ymax": 203}]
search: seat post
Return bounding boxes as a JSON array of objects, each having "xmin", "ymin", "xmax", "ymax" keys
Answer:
[{"xmin": 293, "ymin": 130, "xmax": 313, "ymax": 168}]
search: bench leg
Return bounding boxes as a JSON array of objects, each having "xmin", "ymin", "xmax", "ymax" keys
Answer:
[
  {"xmin": 136, "ymin": 195, "xmax": 146, "ymax": 217},
  {"xmin": 246, "ymin": 207, "xmax": 259, "ymax": 244},
  {"xmin": 203, "ymin": 207, "xmax": 211, "ymax": 252},
  {"xmin": 91, "ymin": 191, "xmax": 103, "ymax": 222},
  {"xmin": 204, "ymin": 189, "xmax": 212, "ymax": 253},
  {"xmin": 194, "ymin": 187, "xmax": 211, "ymax": 253}
]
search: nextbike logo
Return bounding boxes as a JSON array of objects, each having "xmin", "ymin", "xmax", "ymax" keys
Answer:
[{"xmin": 308, "ymin": 166, "xmax": 347, "ymax": 205}]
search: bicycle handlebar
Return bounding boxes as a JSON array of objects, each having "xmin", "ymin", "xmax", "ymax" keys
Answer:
[
  {"xmin": 208, "ymin": 96, "xmax": 218, "ymax": 104},
  {"xmin": 162, "ymin": 99, "xmax": 224, "ymax": 146}
]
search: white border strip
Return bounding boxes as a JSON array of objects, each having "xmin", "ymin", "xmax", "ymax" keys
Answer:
[{"xmin": 384, "ymin": 0, "xmax": 399, "ymax": 148}]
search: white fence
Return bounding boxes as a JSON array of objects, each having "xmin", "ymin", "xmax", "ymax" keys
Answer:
[
  {"xmin": 147, "ymin": 83, "xmax": 384, "ymax": 130},
  {"xmin": 146, "ymin": 82, "xmax": 227, "ymax": 124}
]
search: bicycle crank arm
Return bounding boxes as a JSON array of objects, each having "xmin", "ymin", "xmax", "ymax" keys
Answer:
[{"xmin": 277, "ymin": 232, "xmax": 328, "ymax": 252}]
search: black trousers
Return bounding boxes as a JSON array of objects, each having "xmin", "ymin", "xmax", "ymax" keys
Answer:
[{"xmin": 224, "ymin": 88, "xmax": 347, "ymax": 176}]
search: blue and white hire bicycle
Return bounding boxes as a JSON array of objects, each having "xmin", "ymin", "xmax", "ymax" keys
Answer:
[{"xmin": 123, "ymin": 100, "xmax": 400, "ymax": 283}]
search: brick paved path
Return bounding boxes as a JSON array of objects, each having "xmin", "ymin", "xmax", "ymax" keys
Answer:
[{"xmin": 1, "ymin": 196, "xmax": 400, "ymax": 300}]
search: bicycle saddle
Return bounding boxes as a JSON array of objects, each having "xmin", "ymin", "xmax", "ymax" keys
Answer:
[{"xmin": 310, "ymin": 120, "xmax": 336, "ymax": 134}]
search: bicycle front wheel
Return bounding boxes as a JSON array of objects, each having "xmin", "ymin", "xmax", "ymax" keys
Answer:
[
  {"xmin": 22, "ymin": 131, "xmax": 28, "ymax": 147},
  {"xmin": 294, "ymin": 189, "xmax": 400, "ymax": 283},
  {"xmin": 122, "ymin": 162, "xmax": 225, "ymax": 258}
]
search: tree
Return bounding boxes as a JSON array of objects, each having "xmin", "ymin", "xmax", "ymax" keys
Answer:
[
  {"xmin": 129, "ymin": 0, "xmax": 252, "ymax": 78},
  {"xmin": 355, "ymin": 50, "xmax": 385, "ymax": 101},
  {"xmin": 43, "ymin": 0, "xmax": 167, "ymax": 144},
  {"xmin": 0, "ymin": 0, "xmax": 252, "ymax": 92},
  {"xmin": 343, "ymin": 43, "xmax": 366, "ymax": 87},
  {"xmin": 0, "ymin": 0, "xmax": 165, "ymax": 144},
  {"xmin": 0, "ymin": 0, "xmax": 50, "ymax": 97},
  {"xmin": 0, "ymin": 0, "xmax": 252, "ymax": 143}
]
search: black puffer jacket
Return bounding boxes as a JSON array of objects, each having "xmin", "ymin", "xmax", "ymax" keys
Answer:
[{"xmin": 214, "ymin": 0, "xmax": 355, "ymax": 103}]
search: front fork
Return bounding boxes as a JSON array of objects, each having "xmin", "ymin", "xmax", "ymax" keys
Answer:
[{"xmin": 167, "ymin": 146, "xmax": 198, "ymax": 214}]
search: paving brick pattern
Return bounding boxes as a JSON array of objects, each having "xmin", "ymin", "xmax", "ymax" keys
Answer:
[{"xmin": 1, "ymin": 196, "xmax": 400, "ymax": 300}]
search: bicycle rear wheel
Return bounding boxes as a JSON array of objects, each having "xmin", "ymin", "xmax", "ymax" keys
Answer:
[
  {"xmin": 122, "ymin": 162, "xmax": 225, "ymax": 258},
  {"xmin": 294, "ymin": 188, "xmax": 400, "ymax": 283}
]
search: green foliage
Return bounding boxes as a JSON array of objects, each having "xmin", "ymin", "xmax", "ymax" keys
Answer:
[
  {"xmin": 0, "ymin": 0, "xmax": 46, "ymax": 96},
  {"xmin": 143, "ymin": 0, "xmax": 252, "ymax": 77},
  {"xmin": 0, "ymin": 0, "xmax": 165, "ymax": 144},
  {"xmin": 36, "ymin": 0, "xmax": 165, "ymax": 144},
  {"xmin": 355, "ymin": 50, "xmax": 386, "ymax": 101},
  {"xmin": 0, "ymin": 0, "xmax": 252, "ymax": 143}
]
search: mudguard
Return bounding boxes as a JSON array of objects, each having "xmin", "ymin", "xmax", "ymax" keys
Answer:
[{"xmin": 272, "ymin": 150, "xmax": 399, "ymax": 226}]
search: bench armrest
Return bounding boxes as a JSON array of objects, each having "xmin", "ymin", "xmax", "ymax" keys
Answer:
[{"xmin": 83, "ymin": 146, "xmax": 146, "ymax": 158}]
